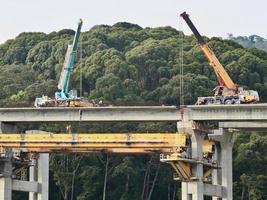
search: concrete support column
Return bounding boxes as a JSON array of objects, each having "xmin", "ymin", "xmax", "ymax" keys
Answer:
[
  {"xmin": 27, "ymin": 131, "xmax": 49, "ymax": 200},
  {"xmin": 191, "ymin": 131, "xmax": 204, "ymax": 177},
  {"xmin": 182, "ymin": 182, "xmax": 192, "ymax": 200},
  {"xmin": 191, "ymin": 182, "xmax": 204, "ymax": 200},
  {"xmin": 209, "ymin": 128, "xmax": 234, "ymax": 200},
  {"xmin": 220, "ymin": 132, "xmax": 234, "ymax": 200},
  {"xmin": 182, "ymin": 181, "xmax": 204, "ymax": 200},
  {"xmin": 0, "ymin": 122, "xmax": 16, "ymax": 200},
  {"xmin": 29, "ymin": 160, "xmax": 38, "ymax": 200},
  {"xmin": 29, "ymin": 153, "xmax": 49, "ymax": 200},
  {"xmin": 38, "ymin": 154, "xmax": 49, "ymax": 200},
  {"xmin": 0, "ymin": 157, "xmax": 12, "ymax": 200},
  {"xmin": 29, "ymin": 154, "xmax": 49, "ymax": 200},
  {"xmin": 178, "ymin": 120, "xmax": 205, "ymax": 200},
  {"xmin": 212, "ymin": 143, "xmax": 222, "ymax": 200},
  {"xmin": 189, "ymin": 131, "xmax": 205, "ymax": 200}
]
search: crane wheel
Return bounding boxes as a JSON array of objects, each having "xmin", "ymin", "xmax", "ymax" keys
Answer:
[
  {"xmin": 232, "ymin": 99, "xmax": 240, "ymax": 104},
  {"xmin": 224, "ymin": 99, "xmax": 232, "ymax": 104}
]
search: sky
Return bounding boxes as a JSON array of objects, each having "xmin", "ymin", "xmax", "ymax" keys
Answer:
[{"xmin": 0, "ymin": 0, "xmax": 267, "ymax": 44}]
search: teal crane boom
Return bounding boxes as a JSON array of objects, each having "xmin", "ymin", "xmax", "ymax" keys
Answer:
[
  {"xmin": 34, "ymin": 19, "xmax": 92, "ymax": 107},
  {"xmin": 56, "ymin": 19, "xmax": 83, "ymax": 100}
]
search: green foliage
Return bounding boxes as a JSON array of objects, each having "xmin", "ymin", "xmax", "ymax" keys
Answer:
[
  {"xmin": 233, "ymin": 133, "xmax": 267, "ymax": 200},
  {"xmin": 90, "ymin": 73, "xmax": 124, "ymax": 101},
  {"xmin": 0, "ymin": 65, "xmax": 36, "ymax": 100}
]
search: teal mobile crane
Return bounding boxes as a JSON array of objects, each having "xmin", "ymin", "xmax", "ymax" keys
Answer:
[{"xmin": 35, "ymin": 19, "xmax": 91, "ymax": 107}]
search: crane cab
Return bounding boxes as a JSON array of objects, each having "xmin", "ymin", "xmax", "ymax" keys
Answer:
[{"xmin": 238, "ymin": 88, "xmax": 259, "ymax": 104}]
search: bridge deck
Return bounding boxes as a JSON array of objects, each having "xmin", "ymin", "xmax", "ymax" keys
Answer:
[
  {"xmin": 0, "ymin": 104, "xmax": 267, "ymax": 123},
  {"xmin": 188, "ymin": 104, "xmax": 267, "ymax": 121},
  {"xmin": 0, "ymin": 106, "xmax": 179, "ymax": 122}
]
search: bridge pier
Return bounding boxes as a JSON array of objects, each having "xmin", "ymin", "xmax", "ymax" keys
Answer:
[
  {"xmin": 210, "ymin": 129, "xmax": 234, "ymax": 200},
  {"xmin": 178, "ymin": 119, "xmax": 234, "ymax": 200},
  {"xmin": 178, "ymin": 121, "xmax": 205, "ymax": 200},
  {"xmin": 209, "ymin": 128, "xmax": 234, "ymax": 200},
  {"xmin": 212, "ymin": 143, "xmax": 221, "ymax": 200},
  {"xmin": 0, "ymin": 124, "xmax": 49, "ymax": 200},
  {"xmin": 191, "ymin": 132, "xmax": 205, "ymax": 200},
  {"xmin": 29, "ymin": 154, "xmax": 49, "ymax": 200},
  {"xmin": 0, "ymin": 122, "xmax": 16, "ymax": 200},
  {"xmin": 0, "ymin": 152, "xmax": 12, "ymax": 200},
  {"xmin": 0, "ymin": 152, "xmax": 49, "ymax": 200}
]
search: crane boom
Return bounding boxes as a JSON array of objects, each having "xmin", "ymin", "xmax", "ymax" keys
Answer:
[
  {"xmin": 56, "ymin": 19, "xmax": 83, "ymax": 100},
  {"xmin": 34, "ymin": 19, "xmax": 94, "ymax": 107},
  {"xmin": 180, "ymin": 12, "xmax": 237, "ymax": 91}
]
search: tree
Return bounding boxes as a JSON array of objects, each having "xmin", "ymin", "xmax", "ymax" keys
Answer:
[
  {"xmin": 50, "ymin": 154, "xmax": 82, "ymax": 200},
  {"xmin": 90, "ymin": 73, "xmax": 125, "ymax": 101}
]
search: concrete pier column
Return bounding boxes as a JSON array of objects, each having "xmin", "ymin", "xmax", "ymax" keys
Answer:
[
  {"xmin": 181, "ymin": 178, "xmax": 204, "ymax": 200},
  {"xmin": 0, "ymin": 157, "xmax": 12, "ymax": 200},
  {"xmin": 189, "ymin": 131, "xmax": 205, "ymax": 200},
  {"xmin": 190, "ymin": 131, "xmax": 205, "ymax": 178},
  {"xmin": 181, "ymin": 182, "xmax": 192, "ymax": 200},
  {"xmin": 29, "ymin": 154, "xmax": 49, "ymax": 200},
  {"xmin": 38, "ymin": 154, "xmax": 49, "ymax": 200},
  {"xmin": 178, "ymin": 120, "xmax": 205, "ymax": 200},
  {"xmin": 26, "ymin": 131, "xmax": 49, "ymax": 200},
  {"xmin": 220, "ymin": 132, "xmax": 234, "ymax": 200},
  {"xmin": 0, "ymin": 122, "xmax": 16, "ymax": 200},
  {"xmin": 212, "ymin": 143, "xmax": 222, "ymax": 200},
  {"xmin": 209, "ymin": 128, "xmax": 234, "ymax": 200},
  {"xmin": 29, "ymin": 158, "xmax": 38, "ymax": 200}
]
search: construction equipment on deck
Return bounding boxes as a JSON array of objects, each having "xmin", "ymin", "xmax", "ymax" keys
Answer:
[
  {"xmin": 34, "ymin": 19, "xmax": 93, "ymax": 107},
  {"xmin": 180, "ymin": 12, "xmax": 259, "ymax": 105}
]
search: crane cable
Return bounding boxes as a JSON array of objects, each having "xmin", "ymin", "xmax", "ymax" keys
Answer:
[
  {"xmin": 178, "ymin": 15, "xmax": 186, "ymax": 135},
  {"xmin": 79, "ymin": 36, "xmax": 83, "ymax": 97},
  {"xmin": 179, "ymin": 16, "xmax": 184, "ymax": 106},
  {"xmin": 71, "ymin": 35, "xmax": 83, "ymax": 197}
]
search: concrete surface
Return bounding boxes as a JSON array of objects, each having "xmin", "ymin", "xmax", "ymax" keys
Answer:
[
  {"xmin": 0, "ymin": 106, "xmax": 179, "ymax": 122},
  {"xmin": 187, "ymin": 104, "xmax": 267, "ymax": 121},
  {"xmin": 1, "ymin": 104, "xmax": 267, "ymax": 123}
]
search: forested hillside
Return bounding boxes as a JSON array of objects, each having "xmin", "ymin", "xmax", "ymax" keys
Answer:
[
  {"xmin": 1, "ymin": 23, "xmax": 267, "ymax": 200},
  {"xmin": 229, "ymin": 34, "xmax": 267, "ymax": 53}
]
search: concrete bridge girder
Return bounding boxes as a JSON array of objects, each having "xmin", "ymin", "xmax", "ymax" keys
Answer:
[
  {"xmin": 1, "ymin": 104, "xmax": 267, "ymax": 123},
  {"xmin": 0, "ymin": 106, "xmax": 179, "ymax": 122}
]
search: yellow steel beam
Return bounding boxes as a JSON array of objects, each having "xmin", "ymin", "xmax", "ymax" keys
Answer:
[
  {"xmin": 0, "ymin": 133, "xmax": 187, "ymax": 154},
  {"xmin": 0, "ymin": 133, "xmax": 218, "ymax": 182}
]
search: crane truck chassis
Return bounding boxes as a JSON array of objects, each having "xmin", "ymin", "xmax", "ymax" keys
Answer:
[{"xmin": 196, "ymin": 86, "xmax": 259, "ymax": 105}]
